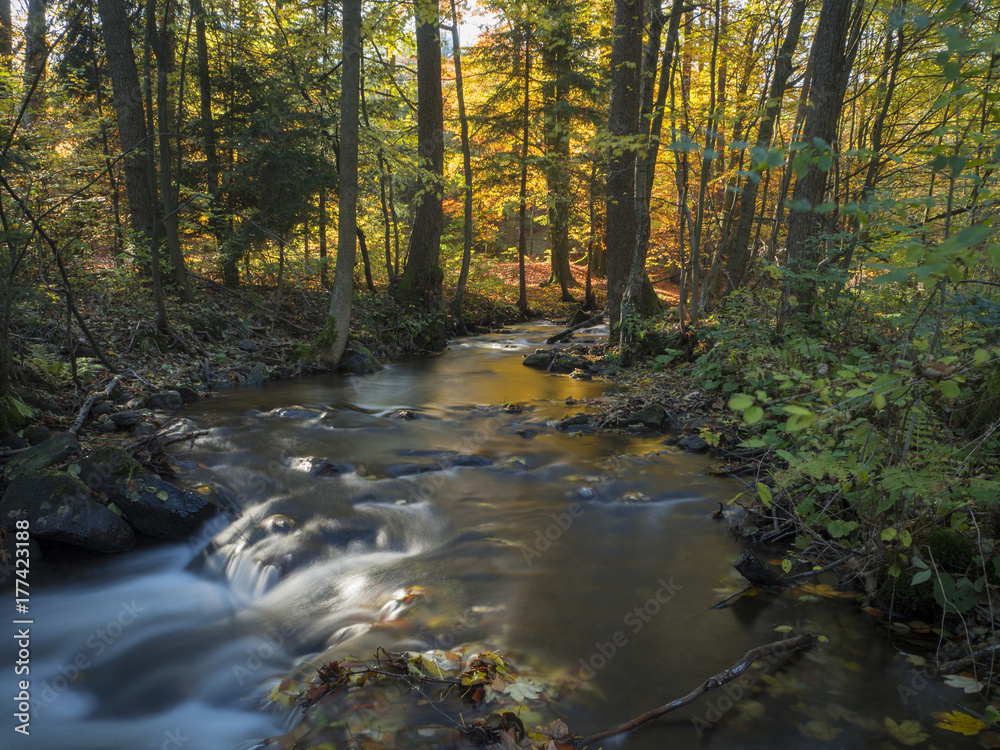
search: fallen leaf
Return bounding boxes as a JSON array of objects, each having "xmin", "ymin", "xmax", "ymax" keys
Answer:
[
  {"xmin": 943, "ymin": 674, "xmax": 984, "ymax": 694},
  {"xmin": 884, "ymin": 717, "xmax": 929, "ymax": 746},
  {"xmin": 933, "ymin": 710, "xmax": 988, "ymax": 735}
]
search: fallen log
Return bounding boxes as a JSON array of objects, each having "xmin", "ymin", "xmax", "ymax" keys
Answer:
[
  {"xmin": 578, "ymin": 633, "xmax": 817, "ymax": 745},
  {"xmin": 545, "ymin": 310, "xmax": 606, "ymax": 345},
  {"xmin": 69, "ymin": 375, "xmax": 121, "ymax": 436}
]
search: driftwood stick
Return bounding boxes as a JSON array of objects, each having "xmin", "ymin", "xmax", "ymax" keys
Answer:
[
  {"xmin": 578, "ymin": 634, "xmax": 817, "ymax": 745},
  {"xmin": 940, "ymin": 644, "xmax": 1000, "ymax": 675},
  {"xmin": 69, "ymin": 375, "xmax": 121, "ymax": 436},
  {"xmin": 546, "ymin": 310, "xmax": 606, "ymax": 345}
]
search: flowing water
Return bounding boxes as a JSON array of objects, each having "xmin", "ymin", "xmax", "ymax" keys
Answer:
[{"xmin": 2, "ymin": 324, "xmax": 974, "ymax": 749}]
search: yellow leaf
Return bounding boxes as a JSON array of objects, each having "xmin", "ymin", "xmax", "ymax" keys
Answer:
[{"xmin": 933, "ymin": 710, "xmax": 988, "ymax": 736}]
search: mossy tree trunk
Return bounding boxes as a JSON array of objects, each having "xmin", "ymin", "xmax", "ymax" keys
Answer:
[{"xmin": 321, "ymin": 0, "xmax": 362, "ymax": 365}]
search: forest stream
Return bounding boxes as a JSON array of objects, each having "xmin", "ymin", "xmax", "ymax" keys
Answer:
[{"xmin": 2, "ymin": 324, "xmax": 974, "ymax": 749}]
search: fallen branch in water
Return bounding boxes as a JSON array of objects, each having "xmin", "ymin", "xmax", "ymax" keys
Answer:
[
  {"xmin": 546, "ymin": 310, "xmax": 606, "ymax": 344},
  {"xmin": 578, "ymin": 633, "xmax": 818, "ymax": 745}
]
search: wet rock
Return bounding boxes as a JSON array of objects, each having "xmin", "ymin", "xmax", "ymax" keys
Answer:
[
  {"xmin": 388, "ymin": 410, "xmax": 419, "ymax": 420},
  {"xmin": 76, "ymin": 446, "xmax": 217, "ymax": 539},
  {"xmin": 340, "ymin": 344, "xmax": 383, "ymax": 374},
  {"xmin": 248, "ymin": 362, "xmax": 268, "ymax": 386},
  {"xmin": 267, "ymin": 407, "xmax": 323, "ymax": 419},
  {"xmin": 516, "ymin": 428, "xmax": 537, "ymax": 439},
  {"xmin": 126, "ymin": 395, "xmax": 149, "ymax": 409},
  {"xmin": 448, "ymin": 455, "xmax": 494, "ymax": 468},
  {"xmin": 660, "ymin": 437, "xmax": 679, "ymax": 446},
  {"xmin": 551, "ymin": 355, "xmax": 590, "ymax": 374},
  {"xmin": 677, "ymin": 435, "xmax": 710, "ymax": 453},
  {"xmin": 176, "ymin": 386, "xmax": 200, "ymax": 404},
  {"xmin": 557, "ymin": 414, "xmax": 590, "ymax": 430},
  {"xmin": 0, "ymin": 471, "xmax": 135, "ymax": 552},
  {"xmin": 149, "ymin": 391, "xmax": 183, "ymax": 410},
  {"xmin": 3, "ymin": 433, "xmax": 80, "ymax": 482},
  {"xmin": 384, "ymin": 462, "xmax": 442, "ymax": 478},
  {"xmin": 622, "ymin": 404, "xmax": 666, "ymax": 429},
  {"xmin": 93, "ymin": 420, "xmax": 117, "ymax": 433},
  {"xmin": 22, "ymin": 425, "xmax": 52, "ymax": 445},
  {"xmin": 566, "ymin": 424, "xmax": 596, "ymax": 435},
  {"xmin": 289, "ymin": 457, "xmax": 355, "ymax": 475},
  {"xmin": 570, "ymin": 369, "xmax": 592, "ymax": 380},
  {"xmin": 522, "ymin": 352, "xmax": 552, "ymax": 369},
  {"xmin": 92, "ymin": 402, "xmax": 116, "ymax": 416},
  {"xmin": 110, "ymin": 409, "xmax": 142, "ymax": 428},
  {"xmin": 131, "ymin": 422, "xmax": 158, "ymax": 437},
  {"xmin": 238, "ymin": 338, "xmax": 259, "ymax": 352}
]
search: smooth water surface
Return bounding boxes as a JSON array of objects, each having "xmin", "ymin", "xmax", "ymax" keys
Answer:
[{"xmin": 2, "ymin": 324, "xmax": 972, "ymax": 749}]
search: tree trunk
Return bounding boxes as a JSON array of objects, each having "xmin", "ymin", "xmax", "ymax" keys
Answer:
[
  {"xmin": 147, "ymin": 0, "xmax": 193, "ymax": 303},
  {"xmin": 0, "ymin": 0, "xmax": 11, "ymax": 70},
  {"xmin": 777, "ymin": 0, "xmax": 854, "ymax": 332},
  {"xmin": 449, "ymin": 0, "xmax": 474, "ymax": 328},
  {"xmin": 605, "ymin": 0, "xmax": 645, "ymax": 332},
  {"xmin": 97, "ymin": 0, "xmax": 158, "ymax": 249},
  {"xmin": 24, "ymin": 0, "xmax": 46, "ymax": 104},
  {"xmin": 622, "ymin": 0, "xmax": 682, "ymax": 345},
  {"xmin": 396, "ymin": 0, "xmax": 444, "ymax": 333},
  {"xmin": 319, "ymin": 185, "xmax": 329, "ymax": 287},
  {"xmin": 323, "ymin": 0, "xmax": 362, "ymax": 365},
  {"xmin": 516, "ymin": 29, "xmax": 531, "ymax": 317},
  {"xmin": 541, "ymin": 0, "xmax": 576, "ymax": 301},
  {"xmin": 724, "ymin": 0, "xmax": 806, "ymax": 293},
  {"xmin": 190, "ymin": 0, "xmax": 220, "ymax": 229}
]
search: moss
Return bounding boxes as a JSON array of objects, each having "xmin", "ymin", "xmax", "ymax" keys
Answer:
[
  {"xmin": 926, "ymin": 529, "xmax": 975, "ymax": 573},
  {"xmin": 873, "ymin": 567, "xmax": 939, "ymax": 618},
  {"xmin": 0, "ymin": 395, "xmax": 30, "ymax": 434}
]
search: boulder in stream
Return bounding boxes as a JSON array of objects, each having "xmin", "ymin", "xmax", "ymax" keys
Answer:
[
  {"xmin": 0, "ymin": 471, "xmax": 135, "ymax": 552},
  {"xmin": 3, "ymin": 433, "xmax": 80, "ymax": 482},
  {"xmin": 76, "ymin": 446, "xmax": 217, "ymax": 539}
]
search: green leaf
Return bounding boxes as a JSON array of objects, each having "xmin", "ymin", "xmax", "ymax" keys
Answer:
[
  {"xmin": 744, "ymin": 405, "xmax": 764, "ymax": 425},
  {"xmin": 911, "ymin": 569, "xmax": 932, "ymax": 585},
  {"xmin": 827, "ymin": 519, "xmax": 858, "ymax": 538},
  {"xmin": 974, "ymin": 348, "xmax": 990, "ymax": 365},
  {"xmin": 781, "ymin": 559, "xmax": 792, "ymax": 574},
  {"xmin": 757, "ymin": 482, "xmax": 773, "ymax": 508},
  {"xmin": 728, "ymin": 393, "xmax": 755, "ymax": 411},
  {"xmin": 504, "ymin": 680, "xmax": 542, "ymax": 702},
  {"xmin": 881, "ymin": 528, "xmax": 898, "ymax": 542},
  {"xmin": 940, "ymin": 379, "xmax": 960, "ymax": 399}
]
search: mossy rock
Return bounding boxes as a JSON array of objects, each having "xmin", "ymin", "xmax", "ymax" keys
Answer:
[
  {"xmin": 872, "ymin": 567, "xmax": 939, "ymax": 618},
  {"xmin": 340, "ymin": 343, "xmax": 383, "ymax": 375},
  {"xmin": 926, "ymin": 529, "xmax": 975, "ymax": 574},
  {"xmin": 3, "ymin": 433, "xmax": 80, "ymax": 482}
]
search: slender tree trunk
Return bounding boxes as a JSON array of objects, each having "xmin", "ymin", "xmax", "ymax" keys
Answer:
[
  {"xmin": 319, "ymin": 185, "xmax": 329, "ymax": 287},
  {"xmin": 777, "ymin": 0, "xmax": 854, "ymax": 332},
  {"xmin": 449, "ymin": 0, "xmax": 474, "ymax": 328},
  {"xmin": 724, "ymin": 0, "xmax": 806, "ymax": 293},
  {"xmin": 148, "ymin": 0, "xmax": 193, "ymax": 303},
  {"xmin": 357, "ymin": 227, "xmax": 376, "ymax": 292},
  {"xmin": 0, "ymin": 0, "xmax": 11, "ymax": 71},
  {"xmin": 396, "ymin": 0, "xmax": 445, "ymax": 332},
  {"xmin": 605, "ymin": 0, "xmax": 645, "ymax": 332},
  {"xmin": 323, "ymin": 0, "xmax": 362, "ymax": 364},
  {"xmin": 516, "ymin": 29, "xmax": 531, "ymax": 317},
  {"xmin": 97, "ymin": 0, "xmax": 158, "ymax": 252},
  {"xmin": 24, "ymin": 0, "xmax": 46, "ymax": 108},
  {"xmin": 622, "ymin": 0, "xmax": 683, "ymax": 345},
  {"xmin": 190, "ymin": 0, "xmax": 220, "ymax": 237}
]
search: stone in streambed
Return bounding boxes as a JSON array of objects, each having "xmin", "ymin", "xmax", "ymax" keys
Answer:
[
  {"xmin": 76, "ymin": 446, "xmax": 217, "ymax": 539},
  {"xmin": 3, "ymin": 433, "xmax": 80, "ymax": 482},
  {"xmin": 0, "ymin": 471, "xmax": 134, "ymax": 552}
]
